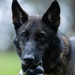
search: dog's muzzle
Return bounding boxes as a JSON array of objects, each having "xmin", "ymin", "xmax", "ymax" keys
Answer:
[
  {"xmin": 22, "ymin": 59, "xmax": 42, "ymax": 68},
  {"xmin": 23, "ymin": 55, "xmax": 35, "ymax": 66}
]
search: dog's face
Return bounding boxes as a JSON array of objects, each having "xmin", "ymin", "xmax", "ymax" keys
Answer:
[{"xmin": 12, "ymin": 0, "xmax": 60, "ymax": 70}]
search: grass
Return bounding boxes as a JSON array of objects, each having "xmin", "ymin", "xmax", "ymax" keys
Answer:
[{"xmin": 0, "ymin": 51, "xmax": 21, "ymax": 75}]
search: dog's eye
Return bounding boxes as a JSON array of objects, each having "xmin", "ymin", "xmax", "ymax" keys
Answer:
[
  {"xmin": 35, "ymin": 31, "xmax": 47, "ymax": 42},
  {"xmin": 39, "ymin": 33, "xmax": 47, "ymax": 41},
  {"xmin": 21, "ymin": 30, "xmax": 29, "ymax": 38},
  {"xmin": 21, "ymin": 32, "xmax": 26, "ymax": 37}
]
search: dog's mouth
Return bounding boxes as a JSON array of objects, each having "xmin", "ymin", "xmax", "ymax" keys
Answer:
[
  {"xmin": 22, "ymin": 61, "xmax": 44, "ymax": 75},
  {"xmin": 22, "ymin": 60, "xmax": 42, "ymax": 71},
  {"xmin": 23, "ymin": 60, "xmax": 42, "ymax": 67}
]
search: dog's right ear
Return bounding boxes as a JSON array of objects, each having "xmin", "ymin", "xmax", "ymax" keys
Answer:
[
  {"xmin": 42, "ymin": 0, "xmax": 60, "ymax": 32},
  {"xmin": 12, "ymin": 0, "xmax": 28, "ymax": 30}
]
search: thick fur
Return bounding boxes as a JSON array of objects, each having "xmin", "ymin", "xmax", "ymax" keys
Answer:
[{"xmin": 12, "ymin": 0, "xmax": 75, "ymax": 75}]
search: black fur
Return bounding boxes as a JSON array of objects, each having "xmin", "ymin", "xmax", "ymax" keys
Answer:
[{"xmin": 12, "ymin": 0, "xmax": 75, "ymax": 75}]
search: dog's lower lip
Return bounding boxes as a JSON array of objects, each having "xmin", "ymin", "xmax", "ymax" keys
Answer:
[
  {"xmin": 22, "ymin": 60, "xmax": 42, "ymax": 68},
  {"xmin": 36, "ymin": 61, "xmax": 42, "ymax": 66},
  {"xmin": 30, "ymin": 61, "xmax": 42, "ymax": 69},
  {"xmin": 26, "ymin": 61, "xmax": 42, "ymax": 68},
  {"xmin": 22, "ymin": 60, "xmax": 34, "ymax": 67}
]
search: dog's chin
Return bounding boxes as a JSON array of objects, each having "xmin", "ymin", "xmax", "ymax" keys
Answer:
[{"xmin": 22, "ymin": 62, "xmax": 44, "ymax": 75}]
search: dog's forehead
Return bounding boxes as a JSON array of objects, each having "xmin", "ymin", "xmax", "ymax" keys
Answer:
[{"xmin": 19, "ymin": 15, "xmax": 44, "ymax": 33}]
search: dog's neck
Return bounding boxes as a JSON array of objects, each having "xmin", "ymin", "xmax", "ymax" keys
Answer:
[{"xmin": 43, "ymin": 34, "xmax": 70, "ymax": 75}]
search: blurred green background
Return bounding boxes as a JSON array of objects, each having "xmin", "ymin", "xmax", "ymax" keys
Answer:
[{"xmin": 0, "ymin": 51, "xmax": 21, "ymax": 75}]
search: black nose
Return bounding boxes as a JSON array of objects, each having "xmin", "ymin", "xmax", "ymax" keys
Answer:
[{"xmin": 23, "ymin": 57, "xmax": 35, "ymax": 65}]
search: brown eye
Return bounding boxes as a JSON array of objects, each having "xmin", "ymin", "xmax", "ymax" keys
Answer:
[
  {"xmin": 38, "ymin": 33, "xmax": 47, "ymax": 41},
  {"xmin": 21, "ymin": 32, "xmax": 26, "ymax": 37},
  {"xmin": 35, "ymin": 31, "xmax": 47, "ymax": 42},
  {"xmin": 21, "ymin": 30, "xmax": 29, "ymax": 39}
]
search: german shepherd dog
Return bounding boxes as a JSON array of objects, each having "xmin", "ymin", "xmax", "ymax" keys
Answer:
[{"xmin": 12, "ymin": 0, "xmax": 75, "ymax": 75}]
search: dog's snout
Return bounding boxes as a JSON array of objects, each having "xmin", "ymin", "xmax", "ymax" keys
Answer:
[
  {"xmin": 24, "ymin": 58, "xmax": 34, "ymax": 62},
  {"xmin": 23, "ymin": 56, "xmax": 35, "ymax": 65}
]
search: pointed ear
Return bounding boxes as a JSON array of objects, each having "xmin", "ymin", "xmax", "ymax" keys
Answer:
[
  {"xmin": 42, "ymin": 0, "xmax": 60, "ymax": 32},
  {"xmin": 12, "ymin": 0, "xmax": 28, "ymax": 30}
]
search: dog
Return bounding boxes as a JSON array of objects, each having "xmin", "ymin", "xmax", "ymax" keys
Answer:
[{"xmin": 12, "ymin": 0, "xmax": 75, "ymax": 75}]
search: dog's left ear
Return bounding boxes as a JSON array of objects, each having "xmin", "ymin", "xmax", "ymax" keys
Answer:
[
  {"xmin": 42, "ymin": 0, "xmax": 60, "ymax": 32},
  {"xmin": 12, "ymin": 0, "xmax": 28, "ymax": 30}
]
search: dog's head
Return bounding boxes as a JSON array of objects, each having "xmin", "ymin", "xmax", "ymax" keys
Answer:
[{"xmin": 12, "ymin": 0, "xmax": 60, "ymax": 71}]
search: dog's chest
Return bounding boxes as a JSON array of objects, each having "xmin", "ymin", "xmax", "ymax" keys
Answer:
[{"xmin": 44, "ymin": 35, "xmax": 71, "ymax": 75}]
